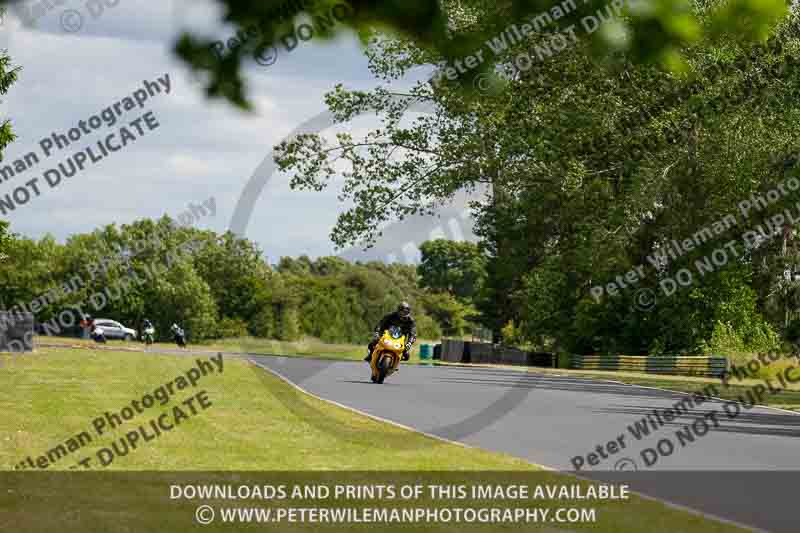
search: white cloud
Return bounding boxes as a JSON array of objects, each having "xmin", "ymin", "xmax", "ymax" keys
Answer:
[{"xmin": 1, "ymin": 0, "xmax": 390, "ymax": 260}]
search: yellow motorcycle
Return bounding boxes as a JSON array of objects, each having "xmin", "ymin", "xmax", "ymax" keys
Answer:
[{"xmin": 370, "ymin": 325, "xmax": 406, "ymax": 384}]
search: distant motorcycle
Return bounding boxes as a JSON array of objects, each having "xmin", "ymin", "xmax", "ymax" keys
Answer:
[
  {"xmin": 142, "ymin": 326, "xmax": 155, "ymax": 346},
  {"xmin": 171, "ymin": 324, "xmax": 186, "ymax": 349},
  {"xmin": 91, "ymin": 326, "xmax": 107, "ymax": 344},
  {"xmin": 369, "ymin": 325, "xmax": 406, "ymax": 384}
]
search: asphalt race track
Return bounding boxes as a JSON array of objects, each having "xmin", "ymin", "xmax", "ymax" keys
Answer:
[{"xmin": 250, "ymin": 356, "xmax": 800, "ymax": 533}]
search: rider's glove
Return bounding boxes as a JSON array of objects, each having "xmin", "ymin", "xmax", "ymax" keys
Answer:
[{"xmin": 402, "ymin": 352, "xmax": 410, "ymax": 361}]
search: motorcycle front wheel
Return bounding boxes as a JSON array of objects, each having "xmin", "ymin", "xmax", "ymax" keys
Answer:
[{"xmin": 377, "ymin": 355, "xmax": 394, "ymax": 384}]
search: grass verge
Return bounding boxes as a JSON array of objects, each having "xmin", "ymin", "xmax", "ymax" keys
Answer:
[
  {"xmin": 0, "ymin": 347, "xmax": 748, "ymax": 532},
  {"xmin": 35, "ymin": 335, "xmax": 439, "ymax": 363}
]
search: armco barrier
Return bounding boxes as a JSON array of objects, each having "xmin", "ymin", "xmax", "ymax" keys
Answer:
[
  {"xmin": 439, "ymin": 340, "xmax": 728, "ymax": 377},
  {"xmin": 569, "ymin": 354, "xmax": 728, "ymax": 377}
]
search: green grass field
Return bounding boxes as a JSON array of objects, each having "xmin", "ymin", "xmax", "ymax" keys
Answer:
[
  {"xmin": 1, "ymin": 346, "xmax": 505, "ymax": 470},
  {"xmin": 37, "ymin": 334, "xmax": 439, "ymax": 362},
  {"xmin": 0, "ymin": 347, "xmax": 749, "ymax": 532}
]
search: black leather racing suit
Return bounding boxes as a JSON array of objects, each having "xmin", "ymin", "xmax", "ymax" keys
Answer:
[{"xmin": 367, "ymin": 311, "xmax": 417, "ymax": 360}]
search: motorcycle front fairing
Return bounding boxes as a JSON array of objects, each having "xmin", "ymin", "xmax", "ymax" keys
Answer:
[{"xmin": 370, "ymin": 327, "xmax": 406, "ymax": 375}]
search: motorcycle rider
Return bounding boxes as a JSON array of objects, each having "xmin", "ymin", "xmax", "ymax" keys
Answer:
[
  {"xmin": 90, "ymin": 320, "xmax": 106, "ymax": 343},
  {"xmin": 171, "ymin": 323, "xmax": 186, "ymax": 348},
  {"xmin": 364, "ymin": 301, "xmax": 417, "ymax": 363},
  {"xmin": 142, "ymin": 319, "xmax": 155, "ymax": 342}
]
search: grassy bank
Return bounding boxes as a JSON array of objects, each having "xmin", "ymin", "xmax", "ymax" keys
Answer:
[
  {"xmin": 0, "ymin": 347, "xmax": 748, "ymax": 533},
  {"xmin": 0, "ymin": 346, "xmax": 501, "ymax": 470},
  {"xmin": 35, "ymin": 335, "xmax": 439, "ymax": 362}
]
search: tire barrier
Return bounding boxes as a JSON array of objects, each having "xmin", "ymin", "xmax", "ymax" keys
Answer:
[
  {"xmin": 441, "ymin": 339, "xmax": 466, "ymax": 362},
  {"xmin": 569, "ymin": 354, "xmax": 728, "ymax": 378},
  {"xmin": 440, "ymin": 340, "xmax": 554, "ymax": 367}
]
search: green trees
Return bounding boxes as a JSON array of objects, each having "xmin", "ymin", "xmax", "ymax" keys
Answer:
[
  {"xmin": 0, "ymin": 48, "xmax": 18, "ymax": 159},
  {"xmin": 273, "ymin": 3, "xmax": 800, "ymax": 353},
  {"xmin": 147, "ymin": 258, "xmax": 219, "ymax": 341},
  {"xmin": 418, "ymin": 239, "xmax": 486, "ymax": 301},
  {"xmin": 192, "ymin": 230, "xmax": 270, "ymax": 326},
  {"xmin": 415, "ymin": 239, "xmax": 486, "ymax": 337},
  {"xmin": 267, "ymin": 259, "xmax": 442, "ymax": 343},
  {"xmin": 0, "ymin": 233, "xmax": 62, "ymax": 313},
  {"xmin": 0, "ymin": 50, "xmax": 19, "ymax": 275},
  {"xmin": 7, "ymin": 2, "xmax": 800, "ymax": 353},
  {"xmin": 0, "ymin": 222, "xmax": 9, "ymax": 264},
  {"xmin": 159, "ymin": 0, "xmax": 789, "ymax": 107},
  {"xmin": 418, "ymin": 291, "xmax": 472, "ymax": 337},
  {"xmin": 0, "ymin": 219, "xmax": 452, "ymax": 344}
]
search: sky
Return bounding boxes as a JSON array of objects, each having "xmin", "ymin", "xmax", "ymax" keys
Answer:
[{"xmin": 0, "ymin": 0, "xmax": 479, "ymax": 265}]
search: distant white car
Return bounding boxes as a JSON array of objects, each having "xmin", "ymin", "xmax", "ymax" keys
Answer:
[{"xmin": 93, "ymin": 319, "xmax": 137, "ymax": 341}]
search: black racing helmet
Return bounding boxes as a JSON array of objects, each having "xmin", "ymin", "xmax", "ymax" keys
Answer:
[{"xmin": 398, "ymin": 301, "xmax": 411, "ymax": 317}]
